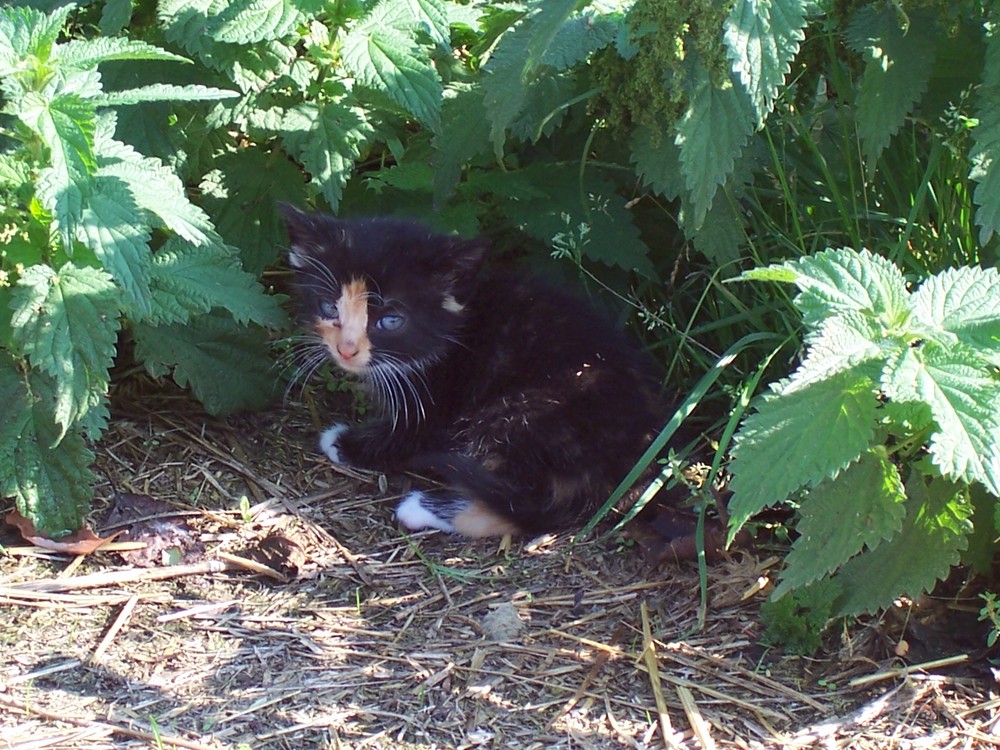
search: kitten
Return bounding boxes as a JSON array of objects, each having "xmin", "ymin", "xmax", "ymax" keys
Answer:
[{"xmin": 282, "ymin": 205, "xmax": 666, "ymax": 537}]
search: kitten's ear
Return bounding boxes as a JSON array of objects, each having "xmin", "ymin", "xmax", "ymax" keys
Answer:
[
  {"xmin": 447, "ymin": 237, "xmax": 489, "ymax": 278},
  {"xmin": 280, "ymin": 203, "xmax": 346, "ymax": 269},
  {"xmin": 443, "ymin": 236, "xmax": 489, "ymax": 302},
  {"xmin": 279, "ymin": 203, "xmax": 316, "ymax": 269}
]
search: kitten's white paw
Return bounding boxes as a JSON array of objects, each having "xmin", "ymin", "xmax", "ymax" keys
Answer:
[
  {"xmin": 396, "ymin": 492, "xmax": 456, "ymax": 533},
  {"xmin": 319, "ymin": 423, "xmax": 350, "ymax": 465}
]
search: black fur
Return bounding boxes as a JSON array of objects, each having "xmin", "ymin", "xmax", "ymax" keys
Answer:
[{"xmin": 283, "ymin": 206, "xmax": 665, "ymax": 535}]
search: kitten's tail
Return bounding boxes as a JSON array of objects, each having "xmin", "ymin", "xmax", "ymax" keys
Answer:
[{"xmin": 398, "ymin": 453, "xmax": 521, "ymax": 537}]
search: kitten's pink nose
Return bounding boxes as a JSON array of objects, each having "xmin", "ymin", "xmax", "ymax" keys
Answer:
[{"xmin": 337, "ymin": 341, "xmax": 359, "ymax": 360}]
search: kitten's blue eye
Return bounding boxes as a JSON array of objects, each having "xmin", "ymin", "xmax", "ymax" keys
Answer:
[
  {"xmin": 318, "ymin": 300, "xmax": 339, "ymax": 321},
  {"xmin": 376, "ymin": 314, "xmax": 405, "ymax": 331}
]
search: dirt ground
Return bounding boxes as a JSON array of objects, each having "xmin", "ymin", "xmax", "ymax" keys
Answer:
[{"xmin": 1, "ymin": 387, "xmax": 997, "ymax": 749}]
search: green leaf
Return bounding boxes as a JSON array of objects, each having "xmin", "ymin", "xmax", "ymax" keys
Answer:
[
  {"xmin": 99, "ymin": 0, "xmax": 134, "ymax": 36},
  {"xmin": 199, "ymin": 148, "xmax": 309, "ymax": 275},
  {"xmin": 93, "ymin": 83, "xmax": 239, "ymax": 107},
  {"xmin": 833, "ymin": 476, "xmax": 970, "ymax": 616},
  {"xmin": 630, "ymin": 125, "xmax": 684, "ymax": 201},
  {"xmin": 17, "ymin": 91, "xmax": 96, "ymax": 247},
  {"xmin": 9, "ymin": 263, "xmax": 121, "ymax": 436},
  {"xmin": 970, "ymin": 24, "xmax": 1000, "ymax": 244},
  {"xmin": 724, "ymin": 0, "xmax": 808, "ymax": 126},
  {"xmin": 95, "ymin": 134, "xmax": 224, "ymax": 251},
  {"xmin": 133, "ymin": 312, "xmax": 277, "ymax": 415},
  {"xmin": 775, "ymin": 247, "xmax": 911, "ymax": 329},
  {"xmin": 76, "ymin": 177, "xmax": 153, "ymax": 316},
  {"xmin": 965, "ymin": 483, "xmax": 998, "ymax": 573},
  {"xmin": 157, "ymin": 0, "xmax": 297, "ymax": 93},
  {"xmin": 846, "ymin": 6, "xmax": 937, "ymax": 170},
  {"xmin": 342, "ymin": 13, "xmax": 442, "ymax": 128},
  {"xmin": 149, "ymin": 238, "xmax": 287, "ymax": 328},
  {"xmin": 394, "ymin": 0, "xmax": 452, "ymax": 50},
  {"xmin": 521, "ymin": 0, "xmax": 581, "ymax": 74},
  {"xmin": 674, "ymin": 65, "xmax": 755, "ymax": 229},
  {"xmin": 774, "ymin": 449, "xmax": 906, "ymax": 597},
  {"xmin": 281, "ymin": 98, "xmax": 373, "ymax": 212},
  {"xmin": 17, "ymin": 90, "xmax": 97, "ymax": 176},
  {"xmin": 494, "ymin": 163, "xmax": 654, "ymax": 276},
  {"xmin": 540, "ymin": 8, "xmax": 618, "ymax": 71},
  {"xmin": 911, "ymin": 265, "xmax": 1000, "ymax": 364},
  {"xmin": 206, "ymin": 0, "xmax": 300, "ymax": 44},
  {"xmin": 53, "ymin": 38, "xmax": 190, "ymax": 69},
  {"xmin": 727, "ymin": 370, "xmax": 879, "ymax": 538},
  {"xmin": 881, "ymin": 345, "xmax": 1000, "ymax": 495},
  {"xmin": 481, "ymin": 19, "xmax": 534, "ymax": 157},
  {"xmin": 0, "ymin": 4, "xmax": 74, "ymax": 76},
  {"xmin": 0, "ymin": 353, "xmax": 94, "ymax": 538},
  {"xmin": 431, "ymin": 84, "xmax": 491, "ymax": 204},
  {"xmin": 783, "ymin": 310, "xmax": 888, "ymax": 393}
]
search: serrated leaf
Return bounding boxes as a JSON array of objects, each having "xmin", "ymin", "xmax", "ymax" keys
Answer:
[
  {"xmin": 495, "ymin": 163, "xmax": 654, "ymax": 276},
  {"xmin": 10, "ymin": 263, "xmax": 121, "ymax": 435},
  {"xmin": 281, "ymin": 98, "xmax": 373, "ymax": 212},
  {"xmin": 520, "ymin": 0, "xmax": 580, "ymax": 74},
  {"xmin": 0, "ymin": 353, "xmax": 94, "ymax": 537},
  {"xmin": 133, "ymin": 311, "xmax": 277, "ymax": 415},
  {"xmin": 846, "ymin": 6, "xmax": 937, "ymax": 171},
  {"xmin": 970, "ymin": 24, "xmax": 1000, "ymax": 244},
  {"xmin": 207, "ymin": 0, "xmax": 300, "ymax": 44},
  {"xmin": 158, "ymin": 0, "xmax": 296, "ymax": 92},
  {"xmin": 93, "ymin": 83, "xmax": 239, "ymax": 107},
  {"xmin": 17, "ymin": 91, "xmax": 96, "ymax": 247},
  {"xmin": 782, "ymin": 310, "xmax": 888, "ymax": 393},
  {"xmin": 881, "ymin": 345, "xmax": 1000, "ymax": 495},
  {"xmin": 199, "ymin": 148, "xmax": 308, "ymax": 275},
  {"xmin": 395, "ymin": 0, "xmax": 452, "ymax": 49},
  {"xmin": 910, "ymin": 251, "xmax": 1000, "ymax": 365},
  {"xmin": 432, "ymin": 84, "xmax": 491, "ymax": 204},
  {"xmin": 341, "ymin": 21, "xmax": 442, "ymax": 128},
  {"xmin": 541, "ymin": 8, "xmax": 618, "ymax": 71},
  {"xmin": 833, "ymin": 476, "xmax": 970, "ymax": 616},
  {"xmin": 724, "ymin": 0, "xmax": 808, "ymax": 126},
  {"xmin": 0, "ymin": 4, "xmax": 74, "ymax": 76},
  {"xmin": 95, "ymin": 135, "xmax": 224, "ymax": 250},
  {"xmin": 76, "ymin": 177, "xmax": 153, "ymax": 315},
  {"xmin": 17, "ymin": 90, "xmax": 96, "ymax": 176},
  {"xmin": 727, "ymin": 370, "xmax": 880, "ymax": 539},
  {"xmin": 99, "ymin": 0, "xmax": 133, "ymax": 36},
  {"xmin": 149, "ymin": 238, "xmax": 287, "ymax": 328},
  {"xmin": 779, "ymin": 247, "xmax": 911, "ymax": 329},
  {"xmin": 774, "ymin": 449, "xmax": 906, "ymax": 598},
  {"xmin": 674, "ymin": 65, "xmax": 755, "ymax": 229},
  {"xmin": 630, "ymin": 125, "xmax": 684, "ymax": 202},
  {"xmin": 481, "ymin": 20, "xmax": 532, "ymax": 157},
  {"xmin": 53, "ymin": 37, "xmax": 190, "ymax": 69}
]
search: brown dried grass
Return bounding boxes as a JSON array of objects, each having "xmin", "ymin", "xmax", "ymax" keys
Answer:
[{"xmin": 1, "ymin": 389, "xmax": 997, "ymax": 749}]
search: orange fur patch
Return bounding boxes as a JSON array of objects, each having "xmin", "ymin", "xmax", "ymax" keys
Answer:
[
  {"xmin": 452, "ymin": 500, "xmax": 521, "ymax": 538},
  {"xmin": 316, "ymin": 277, "xmax": 371, "ymax": 372}
]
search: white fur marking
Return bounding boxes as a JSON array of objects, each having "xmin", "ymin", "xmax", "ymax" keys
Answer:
[
  {"xmin": 288, "ymin": 244, "xmax": 307, "ymax": 269},
  {"xmin": 441, "ymin": 294, "xmax": 464, "ymax": 313},
  {"xmin": 319, "ymin": 423, "xmax": 350, "ymax": 465},
  {"xmin": 396, "ymin": 492, "xmax": 455, "ymax": 533}
]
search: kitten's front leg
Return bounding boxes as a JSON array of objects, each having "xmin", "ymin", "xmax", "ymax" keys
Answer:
[{"xmin": 319, "ymin": 421, "xmax": 406, "ymax": 472}]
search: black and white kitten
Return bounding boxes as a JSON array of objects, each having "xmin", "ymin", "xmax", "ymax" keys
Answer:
[{"xmin": 282, "ymin": 205, "xmax": 665, "ymax": 537}]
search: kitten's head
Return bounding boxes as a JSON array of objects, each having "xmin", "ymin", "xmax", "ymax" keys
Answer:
[{"xmin": 282, "ymin": 205, "xmax": 487, "ymax": 378}]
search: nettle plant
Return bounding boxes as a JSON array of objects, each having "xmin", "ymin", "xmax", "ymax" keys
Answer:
[
  {"xmin": 727, "ymin": 248, "xmax": 1000, "ymax": 618},
  {"xmin": 0, "ymin": 5, "xmax": 285, "ymax": 536}
]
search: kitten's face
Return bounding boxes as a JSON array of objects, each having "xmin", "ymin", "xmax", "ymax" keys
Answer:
[{"xmin": 282, "ymin": 207, "xmax": 486, "ymax": 377}]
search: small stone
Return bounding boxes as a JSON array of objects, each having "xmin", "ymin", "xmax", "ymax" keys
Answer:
[{"xmin": 481, "ymin": 602, "xmax": 525, "ymax": 641}]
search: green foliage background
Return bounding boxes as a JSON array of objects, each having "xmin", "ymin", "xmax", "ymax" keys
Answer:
[{"xmin": 1, "ymin": 0, "xmax": 999, "ymax": 632}]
